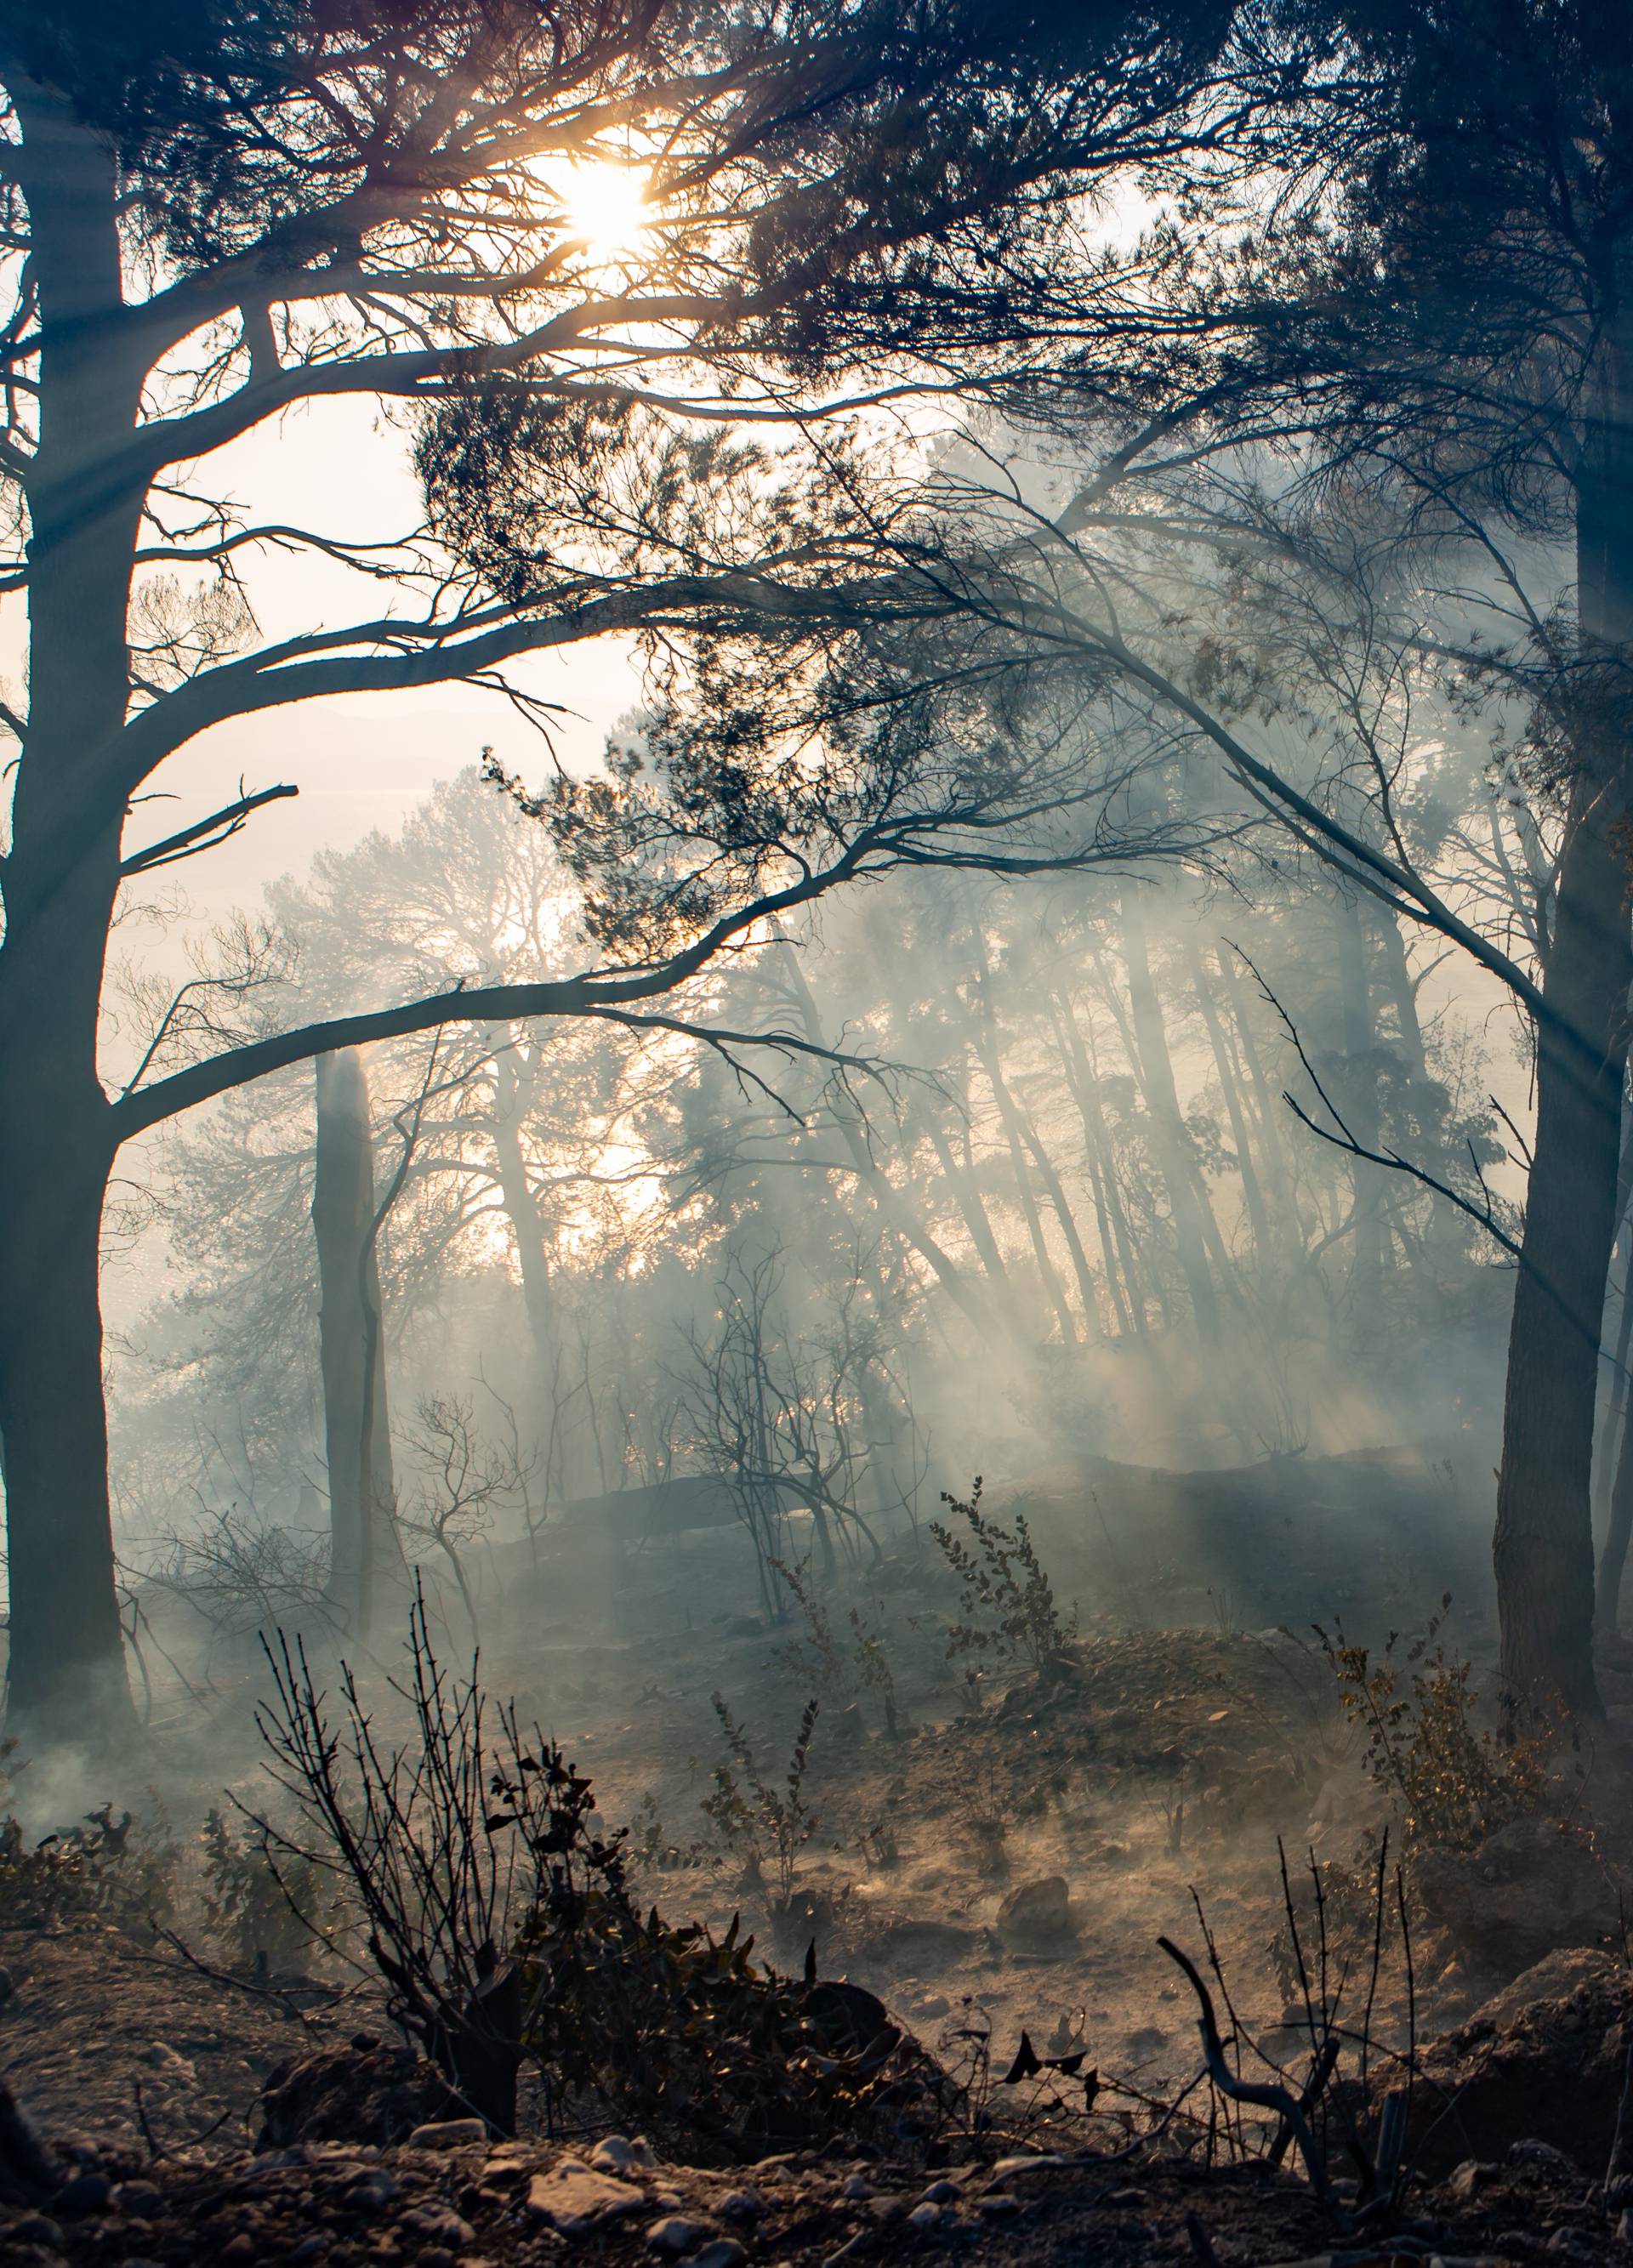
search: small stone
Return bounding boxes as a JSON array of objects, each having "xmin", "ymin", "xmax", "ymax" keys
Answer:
[
  {"xmin": 905, "ymin": 2202, "xmax": 944, "ymax": 2231},
  {"xmin": 1511, "ymin": 2138, "xmax": 1576, "ymax": 2172},
  {"xmin": 688, "ymin": 2245, "xmax": 746, "ymax": 2268},
  {"xmin": 995, "ymin": 1876, "xmax": 1074, "ymax": 1944},
  {"xmin": 647, "ymin": 2216, "xmax": 709, "ymax": 2257},
  {"xmin": 1445, "ymin": 2160, "xmax": 1490, "ymax": 2206},
  {"xmin": 55, "ymin": 2171, "xmax": 112, "ymax": 2217},
  {"xmin": 401, "ymin": 2206, "xmax": 475, "ymax": 2248},
  {"xmin": 977, "ymin": 2196, "xmax": 1019, "ymax": 2216},
  {"xmin": 1107, "ymin": 2187, "xmax": 1147, "ymax": 2208},
  {"xmin": 717, "ymin": 2191, "xmax": 763, "ymax": 2222},
  {"xmin": 112, "ymin": 2181, "xmax": 165, "ymax": 2217},
  {"xmin": 407, "ymin": 2120, "xmax": 487, "ymax": 2151},
  {"xmin": 912, "ymin": 1996, "xmax": 949, "ymax": 2022},
  {"xmin": 841, "ymin": 2174, "xmax": 871, "ymax": 2200},
  {"xmin": 590, "ymin": 2135, "xmax": 656, "ymax": 2175},
  {"xmin": 989, "ymin": 2155, "xmax": 1065, "ymax": 2180},
  {"xmin": 12, "ymin": 2215, "xmax": 63, "ymax": 2247},
  {"xmin": 221, "ymin": 2238, "xmax": 255, "ymax": 2264},
  {"xmin": 288, "ymin": 2241, "xmax": 326, "ymax": 2264},
  {"xmin": 344, "ymin": 2176, "xmax": 400, "ymax": 2214},
  {"xmin": 921, "ymin": 2181, "xmax": 959, "ymax": 2205},
  {"xmin": 526, "ymin": 2159, "xmax": 647, "ymax": 2237},
  {"xmin": 419, "ymin": 2252, "xmax": 458, "ymax": 2268}
]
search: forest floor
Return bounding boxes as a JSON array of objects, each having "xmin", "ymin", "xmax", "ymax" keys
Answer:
[{"xmin": 6, "ymin": 1442, "xmax": 1633, "ymax": 2263}]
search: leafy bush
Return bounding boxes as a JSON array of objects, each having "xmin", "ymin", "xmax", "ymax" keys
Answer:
[
  {"xmin": 0, "ymin": 1797, "xmax": 179, "ymax": 1931},
  {"xmin": 1317, "ymin": 1598, "xmax": 1550, "ymax": 1852},
  {"xmin": 199, "ymin": 1806, "xmax": 335, "ymax": 1979},
  {"xmin": 930, "ymin": 1478, "xmax": 1075, "ymax": 1674}
]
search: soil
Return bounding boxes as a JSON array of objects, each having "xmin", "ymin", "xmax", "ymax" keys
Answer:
[{"xmin": 5, "ymin": 1442, "xmax": 1633, "ymax": 2263}]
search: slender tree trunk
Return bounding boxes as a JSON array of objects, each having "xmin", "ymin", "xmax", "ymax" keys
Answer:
[
  {"xmin": 1122, "ymin": 888, "xmax": 1223, "ymax": 1337},
  {"xmin": 968, "ymin": 932, "xmax": 1079, "ymax": 1344},
  {"xmin": 1599, "ymin": 1365, "xmax": 1633, "ymax": 1637},
  {"xmin": 1334, "ymin": 893, "xmax": 1389, "ymax": 1331},
  {"xmin": 1213, "ymin": 941, "xmax": 1301, "ymax": 1227},
  {"xmin": 313, "ymin": 1050, "xmax": 401, "ymax": 1640},
  {"xmin": 1494, "ymin": 307, "xmax": 1633, "ymax": 1714},
  {"xmin": 1019, "ymin": 1119, "xmax": 1104, "ymax": 1337},
  {"xmin": 0, "ymin": 91, "xmax": 148, "ymax": 1743},
  {"xmin": 1187, "ymin": 937, "xmax": 1276, "ymax": 1265},
  {"xmin": 490, "ymin": 1049, "xmax": 559, "ymax": 1413},
  {"xmin": 1051, "ymin": 991, "xmax": 1145, "ymax": 1333}
]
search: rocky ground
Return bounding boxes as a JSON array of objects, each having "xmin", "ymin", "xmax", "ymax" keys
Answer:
[{"xmin": 6, "ymin": 1447, "xmax": 1633, "ymax": 2263}]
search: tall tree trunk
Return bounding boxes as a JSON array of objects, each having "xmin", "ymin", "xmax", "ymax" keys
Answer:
[
  {"xmin": 1213, "ymin": 941, "xmax": 1302, "ymax": 1230},
  {"xmin": 490, "ymin": 1048, "xmax": 559, "ymax": 1413},
  {"xmin": 1122, "ymin": 888, "xmax": 1223, "ymax": 1337},
  {"xmin": 313, "ymin": 1050, "xmax": 401, "ymax": 1640},
  {"xmin": 1187, "ymin": 937, "xmax": 1276, "ymax": 1265},
  {"xmin": 0, "ymin": 90, "xmax": 147, "ymax": 1743},
  {"xmin": 967, "ymin": 927, "xmax": 1079, "ymax": 1344},
  {"xmin": 1050, "ymin": 990, "xmax": 1146, "ymax": 1333},
  {"xmin": 1334, "ymin": 894, "xmax": 1389, "ymax": 1332},
  {"xmin": 1494, "ymin": 306, "xmax": 1633, "ymax": 1714}
]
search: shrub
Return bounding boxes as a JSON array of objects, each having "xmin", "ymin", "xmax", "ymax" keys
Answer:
[
  {"xmin": 1317, "ymin": 1598, "xmax": 1550, "ymax": 1852},
  {"xmin": 254, "ymin": 1596, "xmax": 942, "ymax": 2157},
  {"xmin": 930, "ymin": 1478, "xmax": 1075, "ymax": 1674}
]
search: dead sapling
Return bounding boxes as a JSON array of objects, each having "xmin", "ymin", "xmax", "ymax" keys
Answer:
[
  {"xmin": 849, "ymin": 1605, "xmax": 902, "ymax": 1739},
  {"xmin": 930, "ymin": 1477, "xmax": 1077, "ymax": 1680}
]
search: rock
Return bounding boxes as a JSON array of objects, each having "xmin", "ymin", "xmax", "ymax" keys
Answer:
[
  {"xmin": 841, "ymin": 2174, "xmax": 871, "ymax": 2200},
  {"xmin": 921, "ymin": 2180, "xmax": 959, "ymax": 2204},
  {"xmin": 406, "ymin": 2118, "xmax": 487, "ymax": 2151},
  {"xmin": 401, "ymin": 2204, "xmax": 476, "ymax": 2248},
  {"xmin": 1442, "ymin": 2159, "xmax": 1492, "ymax": 2205},
  {"xmin": 689, "ymin": 2245, "xmax": 746, "ymax": 2268},
  {"xmin": 1471, "ymin": 1947, "xmax": 1616, "ymax": 2032},
  {"xmin": 910, "ymin": 1995, "xmax": 950, "ymax": 2022},
  {"xmin": 11, "ymin": 2215, "xmax": 62, "ymax": 2247},
  {"xmin": 1414, "ymin": 1822, "xmax": 1616, "ymax": 1976},
  {"xmin": 647, "ymin": 2214, "xmax": 709, "ymax": 2256},
  {"xmin": 995, "ymin": 1876, "xmax": 1074, "ymax": 1945},
  {"xmin": 590, "ymin": 2134, "xmax": 656, "ymax": 2175},
  {"xmin": 990, "ymin": 2154, "xmax": 1067, "ymax": 2180},
  {"xmin": 905, "ymin": 2201, "xmax": 944, "ymax": 2230},
  {"xmin": 111, "ymin": 2180, "xmax": 164, "ymax": 2217},
  {"xmin": 718, "ymin": 2190, "xmax": 763, "ymax": 2221},
  {"xmin": 54, "ymin": 2171, "xmax": 111, "ymax": 2216},
  {"xmin": 1386, "ymin": 1962, "xmax": 1633, "ymax": 2176},
  {"xmin": 141, "ymin": 2043, "xmax": 196, "ymax": 2086},
  {"xmin": 977, "ymin": 2194, "xmax": 1019, "ymax": 2215},
  {"xmin": 260, "ymin": 2041, "xmax": 456, "ymax": 2149},
  {"xmin": 342, "ymin": 2174, "xmax": 401, "ymax": 2214},
  {"xmin": 856, "ymin": 1918, "xmax": 982, "ymax": 1969},
  {"xmin": 526, "ymin": 2157, "xmax": 648, "ymax": 2237}
]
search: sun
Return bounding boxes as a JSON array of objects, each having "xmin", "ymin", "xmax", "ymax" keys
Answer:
[{"xmin": 562, "ymin": 160, "xmax": 652, "ymax": 263}]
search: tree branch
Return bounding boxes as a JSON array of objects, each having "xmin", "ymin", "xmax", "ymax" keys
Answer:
[{"xmin": 121, "ymin": 782, "xmax": 299, "ymax": 877}]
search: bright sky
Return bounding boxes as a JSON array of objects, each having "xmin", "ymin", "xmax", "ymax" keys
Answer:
[{"xmin": 125, "ymin": 391, "xmax": 644, "ymax": 935}]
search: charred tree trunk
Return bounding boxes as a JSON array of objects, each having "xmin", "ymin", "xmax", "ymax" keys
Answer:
[
  {"xmin": 0, "ymin": 91, "xmax": 147, "ymax": 1743},
  {"xmin": 1494, "ymin": 305, "xmax": 1633, "ymax": 1715},
  {"xmin": 313, "ymin": 1050, "xmax": 401, "ymax": 1640}
]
